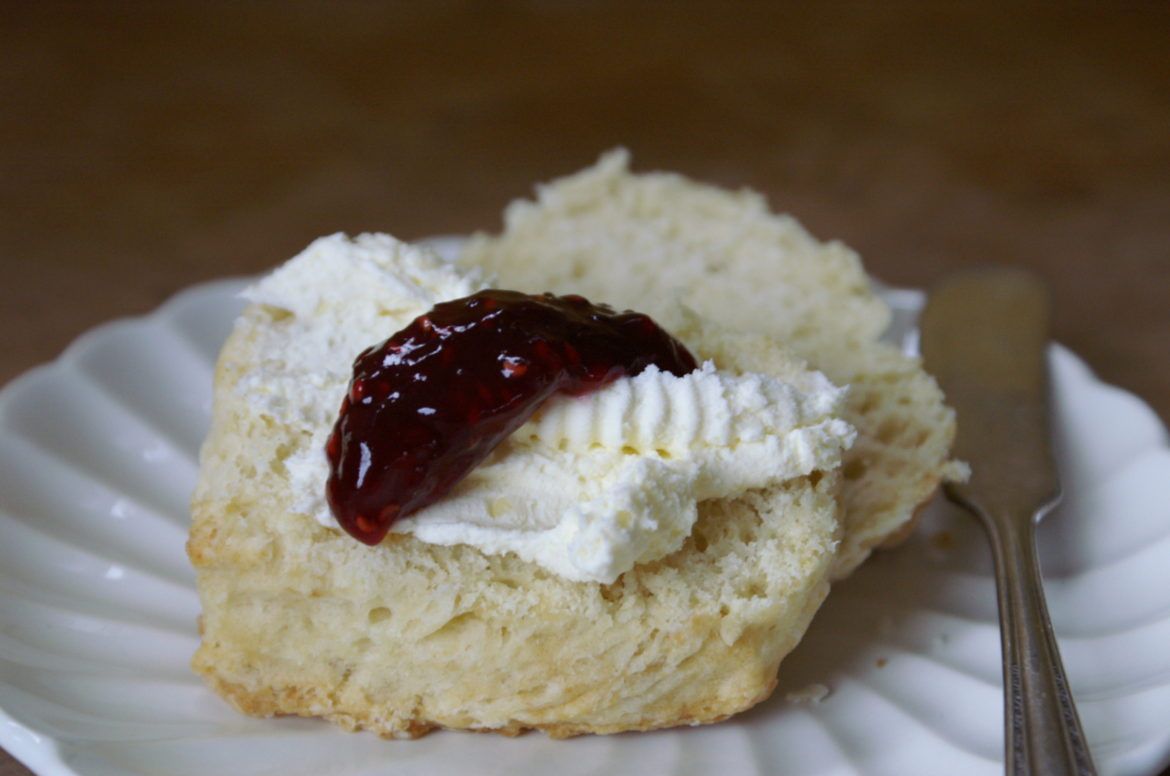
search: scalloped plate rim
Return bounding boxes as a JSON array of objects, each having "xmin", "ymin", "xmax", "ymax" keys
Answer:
[{"xmin": 0, "ymin": 266, "xmax": 1168, "ymax": 776}]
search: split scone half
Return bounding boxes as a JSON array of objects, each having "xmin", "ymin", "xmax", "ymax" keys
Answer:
[
  {"xmin": 189, "ymin": 235, "xmax": 854, "ymax": 737},
  {"xmin": 460, "ymin": 150, "xmax": 961, "ymax": 578}
]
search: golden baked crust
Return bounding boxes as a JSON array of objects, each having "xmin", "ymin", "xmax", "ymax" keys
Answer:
[{"xmin": 189, "ymin": 304, "xmax": 844, "ymax": 737}]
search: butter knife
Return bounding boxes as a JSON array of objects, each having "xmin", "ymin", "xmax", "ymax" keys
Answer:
[{"xmin": 919, "ymin": 267, "xmax": 1097, "ymax": 776}]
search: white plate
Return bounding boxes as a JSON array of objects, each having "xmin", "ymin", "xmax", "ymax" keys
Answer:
[{"xmin": 2, "ymin": 251, "xmax": 1170, "ymax": 775}]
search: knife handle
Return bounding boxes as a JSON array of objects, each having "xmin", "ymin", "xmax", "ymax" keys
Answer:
[{"xmin": 980, "ymin": 506, "xmax": 1098, "ymax": 776}]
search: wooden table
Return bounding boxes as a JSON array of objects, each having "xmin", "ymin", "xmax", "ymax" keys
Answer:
[{"xmin": 2, "ymin": 3, "xmax": 1167, "ymax": 774}]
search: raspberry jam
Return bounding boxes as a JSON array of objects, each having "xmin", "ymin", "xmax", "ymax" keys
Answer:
[{"xmin": 325, "ymin": 289, "xmax": 698, "ymax": 545}]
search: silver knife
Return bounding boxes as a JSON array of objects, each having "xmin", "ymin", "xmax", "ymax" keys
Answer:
[{"xmin": 919, "ymin": 267, "xmax": 1097, "ymax": 776}]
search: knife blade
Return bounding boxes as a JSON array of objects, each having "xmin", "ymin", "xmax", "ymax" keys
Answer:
[{"xmin": 920, "ymin": 267, "xmax": 1059, "ymax": 517}]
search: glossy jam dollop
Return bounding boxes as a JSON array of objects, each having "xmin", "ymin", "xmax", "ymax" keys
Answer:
[{"xmin": 325, "ymin": 289, "xmax": 698, "ymax": 545}]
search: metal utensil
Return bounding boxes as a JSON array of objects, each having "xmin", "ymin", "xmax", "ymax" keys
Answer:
[{"xmin": 919, "ymin": 267, "xmax": 1097, "ymax": 775}]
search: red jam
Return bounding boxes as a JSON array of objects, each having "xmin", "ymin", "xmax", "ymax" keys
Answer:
[{"xmin": 325, "ymin": 289, "xmax": 698, "ymax": 545}]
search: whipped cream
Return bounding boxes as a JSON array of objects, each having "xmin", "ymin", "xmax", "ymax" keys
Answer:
[{"xmin": 239, "ymin": 233, "xmax": 855, "ymax": 583}]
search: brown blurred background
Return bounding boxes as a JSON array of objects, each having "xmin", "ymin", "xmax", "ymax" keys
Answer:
[{"xmin": 1, "ymin": 2, "xmax": 1169, "ymax": 774}]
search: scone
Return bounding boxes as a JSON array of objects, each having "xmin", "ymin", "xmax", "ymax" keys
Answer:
[
  {"xmin": 189, "ymin": 234, "xmax": 855, "ymax": 737},
  {"xmin": 460, "ymin": 150, "xmax": 960, "ymax": 577}
]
